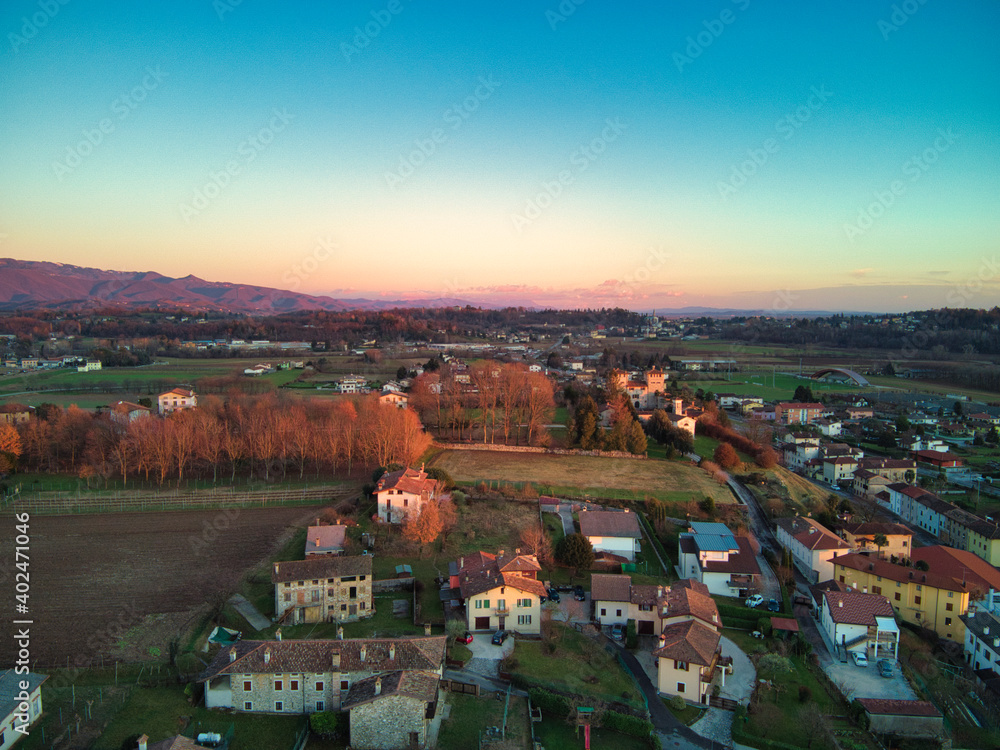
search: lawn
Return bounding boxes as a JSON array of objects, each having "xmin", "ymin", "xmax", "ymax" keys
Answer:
[
  {"xmin": 662, "ymin": 696, "xmax": 705, "ymax": 725},
  {"xmin": 437, "ymin": 692, "xmax": 530, "ymax": 750},
  {"xmin": 430, "ymin": 449, "xmax": 737, "ymax": 506},
  {"xmin": 534, "ymin": 717, "xmax": 650, "ymax": 750},
  {"xmin": 93, "ymin": 685, "xmax": 305, "ymax": 750},
  {"xmin": 510, "ymin": 624, "xmax": 644, "ymax": 710}
]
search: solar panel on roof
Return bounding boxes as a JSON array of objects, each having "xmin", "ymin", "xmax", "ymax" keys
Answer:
[
  {"xmin": 693, "ymin": 534, "xmax": 738, "ymax": 552},
  {"xmin": 689, "ymin": 521, "xmax": 732, "ymax": 536}
]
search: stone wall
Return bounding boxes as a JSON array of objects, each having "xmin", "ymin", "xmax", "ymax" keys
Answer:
[{"xmin": 349, "ymin": 694, "xmax": 428, "ymax": 749}]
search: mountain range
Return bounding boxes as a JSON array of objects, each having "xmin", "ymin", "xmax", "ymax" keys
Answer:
[{"xmin": 0, "ymin": 259, "xmax": 471, "ymax": 313}]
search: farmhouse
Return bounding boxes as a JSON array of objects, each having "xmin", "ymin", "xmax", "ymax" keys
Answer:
[
  {"xmin": 677, "ymin": 522, "xmax": 760, "ymax": 597},
  {"xmin": 109, "ymin": 400, "xmax": 153, "ymax": 427},
  {"xmin": 157, "ymin": 387, "xmax": 197, "ymax": 415},
  {"xmin": 272, "ymin": 555, "xmax": 373, "ymax": 625},
  {"xmin": 377, "ymin": 390, "xmax": 409, "ymax": 409},
  {"xmin": 0, "ymin": 670, "xmax": 46, "ymax": 750},
  {"xmin": 0, "ymin": 404, "xmax": 32, "ymax": 425},
  {"xmin": 579, "ymin": 510, "xmax": 642, "ymax": 562},
  {"xmin": 449, "ymin": 550, "xmax": 546, "ymax": 634},
  {"xmin": 344, "ymin": 670, "xmax": 440, "ymax": 750},
  {"xmin": 375, "ymin": 466, "xmax": 440, "ymax": 524},
  {"xmin": 774, "ymin": 516, "xmax": 851, "ymax": 583},
  {"xmin": 199, "ymin": 636, "xmax": 446, "ymax": 715},
  {"xmin": 819, "ymin": 589, "xmax": 898, "ymax": 661}
]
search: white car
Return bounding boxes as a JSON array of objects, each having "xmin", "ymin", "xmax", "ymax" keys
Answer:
[
  {"xmin": 744, "ymin": 594, "xmax": 764, "ymax": 608},
  {"xmin": 852, "ymin": 651, "xmax": 868, "ymax": 667}
]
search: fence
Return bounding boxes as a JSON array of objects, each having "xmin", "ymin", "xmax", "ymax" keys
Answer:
[{"xmin": 7, "ymin": 484, "xmax": 347, "ymax": 515}]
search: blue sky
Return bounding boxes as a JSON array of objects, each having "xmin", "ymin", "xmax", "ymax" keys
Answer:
[{"xmin": 1, "ymin": 0, "xmax": 998, "ymax": 312}]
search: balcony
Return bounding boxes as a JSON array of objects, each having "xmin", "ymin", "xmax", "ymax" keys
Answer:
[{"xmin": 495, "ymin": 606, "xmax": 510, "ymax": 616}]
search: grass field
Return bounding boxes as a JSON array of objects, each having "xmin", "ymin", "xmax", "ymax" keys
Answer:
[{"xmin": 429, "ymin": 449, "xmax": 736, "ymax": 506}]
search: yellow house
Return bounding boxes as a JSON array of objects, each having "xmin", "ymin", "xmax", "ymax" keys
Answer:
[
  {"xmin": 839, "ymin": 522, "xmax": 913, "ymax": 561},
  {"xmin": 453, "ymin": 551, "xmax": 547, "ymax": 635},
  {"xmin": 965, "ymin": 520, "xmax": 1000, "ymax": 566},
  {"xmin": 652, "ymin": 620, "xmax": 722, "ymax": 706},
  {"xmin": 833, "ymin": 554, "xmax": 969, "ymax": 642}
]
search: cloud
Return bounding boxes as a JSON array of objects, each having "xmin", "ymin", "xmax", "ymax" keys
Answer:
[{"xmin": 849, "ymin": 268, "xmax": 874, "ymax": 278}]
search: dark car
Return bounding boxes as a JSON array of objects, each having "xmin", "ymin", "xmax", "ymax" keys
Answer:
[
  {"xmin": 610, "ymin": 623, "xmax": 625, "ymax": 641},
  {"xmin": 767, "ymin": 598, "xmax": 780, "ymax": 612},
  {"xmin": 547, "ymin": 588, "xmax": 560, "ymax": 603},
  {"xmin": 456, "ymin": 631, "xmax": 473, "ymax": 645},
  {"xmin": 573, "ymin": 585, "xmax": 586, "ymax": 601},
  {"xmin": 491, "ymin": 630, "xmax": 508, "ymax": 646},
  {"xmin": 877, "ymin": 659, "xmax": 893, "ymax": 678}
]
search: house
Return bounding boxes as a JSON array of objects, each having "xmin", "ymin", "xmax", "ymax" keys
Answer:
[
  {"xmin": 774, "ymin": 402, "xmax": 824, "ymax": 425},
  {"xmin": 0, "ymin": 670, "xmax": 46, "ymax": 750},
  {"xmin": 305, "ymin": 524, "xmax": 347, "ymax": 556},
  {"xmin": 338, "ymin": 375, "xmax": 368, "ymax": 394},
  {"xmin": 912, "ymin": 449, "xmax": 963, "ymax": 471},
  {"xmin": 77, "ymin": 359, "xmax": 102, "ymax": 372},
  {"xmin": 856, "ymin": 457, "xmax": 917, "ymax": 485},
  {"xmin": 109, "ymin": 400, "xmax": 153, "ymax": 427},
  {"xmin": 199, "ymin": 636, "xmax": 446, "ymax": 714},
  {"xmin": 157, "ymin": 387, "xmax": 197, "ymax": 415},
  {"xmin": 855, "ymin": 699, "xmax": 943, "ymax": 739},
  {"xmin": 774, "ymin": 516, "xmax": 852, "ymax": 583},
  {"xmin": 579, "ymin": 510, "xmax": 642, "ymax": 562},
  {"xmin": 450, "ymin": 550, "xmax": 546, "ymax": 634},
  {"xmin": 375, "ymin": 466, "xmax": 440, "ymax": 524},
  {"xmin": 965, "ymin": 519, "xmax": 1000, "ymax": 566},
  {"xmin": 0, "ymin": 404, "xmax": 32, "ymax": 426},
  {"xmin": 652, "ymin": 619, "xmax": 723, "ymax": 706},
  {"xmin": 838, "ymin": 522, "xmax": 912, "ymax": 560},
  {"xmin": 832, "ymin": 553, "xmax": 970, "ymax": 642},
  {"xmin": 378, "ymin": 390, "xmax": 409, "ymax": 409},
  {"xmin": 910, "ymin": 546, "xmax": 1000, "ymax": 612},
  {"xmin": 961, "ymin": 608, "xmax": 1000, "ymax": 673},
  {"xmin": 591, "ymin": 575, "xmax": 720, "ymax": 636},
  {"xmin": 272, "ymin": 556, "xmax": 373, "ymax": 625},
  {"xmin": 344, "ymin": 670, "xmax": 440, "ymax": 750},
  {"xmin": 822, "ymin": 455, "xmax": 858, "ymax": 484},
  {"xmin": 816, "ymin": 418, "xmax": 843, "ymax": 437},
  {"xmin": 677, "ymin": 522, "xmax": 760, "ymax": 597},
  {"xmin": 819, "ymin": 589, "xmax": 898, "ymax": 660},
  {"xmin": 852, "ymin": 469, "xmax": 892, "ymax": 501}
]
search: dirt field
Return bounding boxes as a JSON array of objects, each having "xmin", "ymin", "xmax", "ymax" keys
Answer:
[
  {"xmin": 430, "ymin": 449, "xmax": 736, "ymax": 504},
  {"xmin": 0, "ymin": 506, "xmax": 318, "ymax": 666}
]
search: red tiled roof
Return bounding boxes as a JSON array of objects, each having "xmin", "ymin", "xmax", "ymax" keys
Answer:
[
  {"xmin": 775, "ymin": 516, "xmax": 851, "ymax": 552},
  {"xmin": 376, "ymin": 467, "xmax": 438, "ymax": 497},
  {"xmin": 305, "ymin": 525, "xmax": 347, "ymax": 553},
  {"xmin": 771, "ymin": 617, "xmax": 799, "ymax": 632},
  {"xmin": 856, "ymin": 699, "xmax": 941, "ymax": 717},
  {"xmin": 591, "ymin": 573, "xmax": 631, "ymax": 603},
  {"xmin": 910, "ymin": 546, "xmax": 1000, "ymax": 594},
  {"xmin": 834, "ymin": 553, "xmax": 967, "ymax": 593},
  {"xmin": 653, "ymin": 620, "xmax": 720, "ymax": 666},
  {"xmin": 454, "ymin": 551, "xmax": 546, "ymax": 599},
  {"xmin": 701, "ymin": 536, "xmax": 761, "ymax": 576},
  {"xmin": 840, "ymin": 522, "xmax": 911, "ymax": 538},
  {"xmin": 272, "ymin": 555, "xmax": 371, "ymax": 583},
  {"xmin": 822, "ymin": 590, "xmax": 895, "ymax": 625},
  {"xmin": 342, "ymin": 670, "xmax": 440, "ymax": 709}
]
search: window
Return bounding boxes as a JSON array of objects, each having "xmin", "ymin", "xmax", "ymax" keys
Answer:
[
  {"xmin": 601, "ymin": 608, "xmax": 606, "ymax": 616},
  {"xmin": 914, "ymin": 596, "xmax": 921, "ymax": 605},
  {"xmin": 243, "ymin": 680, "xmax": 251, "ymax": 691},
  {"xmin": 298, "ymin": 580, "xmax": 304, "ymax": 586},
  {"xmin": 945, "ymin": 617, "xmax": 952, "ymax": 626},
  {"xmin": 360, "ymin": 575, "xmax": 367, "ymax": 581},
  {"xmin": 290, "ymin": 680, "xmax": 299, "ymax": 691},
  {"xmin": 839, "ymin": 576, "xmax": 845, "ymax": 583},
  {"xmin": 340, "ymin": 604, "xmax": 346, "ymax": 611},
  {"xmin": 946, "ymin": 603, "xmax": 953, "ymax": 611},
  {"xmin": 341, "ymin": 680, "xmax": 349, "ymax": 690},
  {"xmin": 877, "ymin": 576, "xmax": 882, "ymax": 582},
  {"xmin": 675, "ymin": 661, "xmax": 689, "ymax": 671},
  {"xmin": 895, "ymin": 593, "xmax": 901, "ymax": 601},
  {"xmin": 283, "ymin": 593, "xmax": 291, "ymax": 602},
  {"xmin": 896, "ymin": 581, "xmax": 901, "ymax": 587},
  {"xmin": 316, "ymin": 681, "xmax": 324, "ymax": 691},
  {"xmin": 872, "ymin": 586, "xmax": 882, "ymax": 595},
  {"xmin": 498, "ymin": 599, "xmax": 506, "ymax": 610},
  {"xmin": 244, "ymin": 701, "xmax": 253, "ymax": 711},
  {"xmin": 677, "ymin": 682, "xmax": 686, "ymax": 693},
  {"xmin": 916, "ymin": 585, "xmax": 921, "ymax": 591},
  {"xmin": 342, "ymin": 576, "xmax": 357, "ymax": 582},
  {"xmin": 518, "ymin": 614, "xmax": 532, "ymax": 625},
  {"xmin": 616, "ymin": 609, "xmax": 622, "ymax": 617},
  {"xmin": 360, "ymin": 601, "xmax": 366, "ymax": 610},
  {"xmin": 311, "ymin": 590, "xmax": 320, "ymax": 602},
  {"xmin": 403, "ymin": 498, "xmax": 408, "ymax": 507},
  {"xmin": 316, "ymin": 701, "xmax": 325, "ymax": 711},
  {"xmin": 948, "ymin": 591, "xmax": 954, "ymax": 598},
  {"xmin": 275, "ymin": 701, "xmax": 283, "ymax": 712},
  {"xmin": 903, "ymin": 541, "xmax": 908, "ymax": 547},
  {"xmin": 274, "ymin": 680, "xmax": 283, "ymax": 691}
]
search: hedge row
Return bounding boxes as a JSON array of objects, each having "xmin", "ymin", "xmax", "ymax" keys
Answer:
[
  {"xmin": 603, "ymin": 710, "xmax": 654, "ymax": 738},
  {"xmin": 529, "ymin": 687, "xmax": 570, "ymax": 717}
]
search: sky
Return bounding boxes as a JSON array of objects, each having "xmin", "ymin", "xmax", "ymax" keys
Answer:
[{"xmin": 1, "ymin": 1, "xmax": 999, "ymax": 313}]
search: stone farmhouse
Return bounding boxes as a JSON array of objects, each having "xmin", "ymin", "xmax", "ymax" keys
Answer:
[{"xmin": 272, "ymin": 555, "xmax": 373, "ymax": 625}]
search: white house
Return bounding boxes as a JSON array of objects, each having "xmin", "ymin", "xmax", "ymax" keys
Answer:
[
  {"xmin": 820, "ymin": 589, "xmax": 898, "ymax": 661},
  {"xmin": 374, "ymin": 466, "xmax": 440, "ymax": 524},
  {"xmin": 579, "ymin": 510, "xmax": 642, "ymax": 562},
  {"xmin": 774, "ymin": 516, "xmax": 852, "ymax": 584},
  {"xmin": 157, "ymin": 387, "xmax": 197, "ymax": 415},
  {"xmin": 677, "ymin": 522, "xmax": 760, "ymax": 597},
  {"xmin": 962, "ymin": 609, "xmax": 1000, "ymax": 673},
  {"xmin": 0, "ymin": 670, "xmax": 47, "ymax": 750}
]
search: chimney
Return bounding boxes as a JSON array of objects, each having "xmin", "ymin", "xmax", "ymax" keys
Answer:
[
  {"xmin": 337, "ymin": 626, "xmax": 344, "ymax": 640},
  {"xmin": 389, "ymin": 644, "xmax": 396, "ymax": 660},
  {"xmin": 276, "ymin": 628, "xmax": 282, "ymax": 642},
  {"xmin": 264, "ymin": 647, "xmax": 271, "ymax": 664},
  {"xmin": 424, "ymin": 622, "xmax": 432, "ymax": 636},
  {"xmin": 229, "ymin": 648, "xmax": 237, "ymax": 663},
  {"xmin": 137, "ymin": 735, "xmax": 148, "ymax": 750},
  {"xmin": 374, "ymin": 676, "xmax": 382, "ymax": 696},
  {"xmin": 498, "ymin": 549, "xmax": 505, "ymax": 558},
  {"xmin": 985, "ymin": 626, "xmax": 990, "ymax": 636},
  {"xmin": 460, "ymin": 556, "xmax": 464, "ymax": 569},
  {"xmin": 274, "ymin": 563, "xmax": 279, "ymax": 576},
  {"xmin": 315, "ymin": 537, "xmax": 320, "ymax": 548},
  {"xmin": 331, "ymin": 651, "xmax": 340, "ymax": 670},
  {"xmin": 838, "ymin": 600, "xmax": 843, "ymax": 608},
  {"xmin": 360, "ymin": 645, "xmax": 367, "ymax": 662}
]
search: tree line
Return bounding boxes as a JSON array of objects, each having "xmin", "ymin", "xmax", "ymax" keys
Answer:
[{"xmin": 12, "ymin": 393, "xmax": 430, "ymax": 486}]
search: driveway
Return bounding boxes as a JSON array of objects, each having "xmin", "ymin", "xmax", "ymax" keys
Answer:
[
  {"xmin": 464, "ymin": 632, "xmax": 514, "ymax": 680},
  {"xmin": 688, "ymin": 636, "xmax": 757, "ymax": 749},
  {"xmin": 545, "ymin": 592, "xmax": 590, "ymax": 625}
]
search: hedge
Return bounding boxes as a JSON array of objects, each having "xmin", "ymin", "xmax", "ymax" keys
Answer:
[
  {"xmin": 529, "ymin": 687, "xmax": 570, "ymax": 717},
  {"xmin": 603, "ymin": 710, "xmax": 654, "ymax": 739}
]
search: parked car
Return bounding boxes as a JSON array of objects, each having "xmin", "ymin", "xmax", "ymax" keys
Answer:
[
  {"xmin": 547, "ymin": 588, "xmax": 560, "ymax": 603},
  {"xmin": 456, "ymin": 631, "xmax": 473, "ymax": 645},
  {"xmin": 611, "ymin": 623, "xmax": 625, "ymax": 641},
  {"xmin": 877, "ymin": 659, "xmax": 893, "ymax": 678},
  {"xmin": 573, "ymin": 585, "xmax": 586, "ymax": 601},
  {"xmin": 766, "ymin": 598, "xmax": 780, "ymax": 612},
  {"xmin": 852, "ymin": 651, "xmax": 868, "ymax": 667},
  {"xmin": 745, "ymin": 594, "xmax": 764, "ymax": 608},
  {"xmin": 491, "ymin": 630, "xmax": 509, "ymax": 646}
]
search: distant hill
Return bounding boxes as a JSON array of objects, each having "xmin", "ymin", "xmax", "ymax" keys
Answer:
[{"xmin": 0, "ymin": 258, "xmax": 470, "ymax": 313}]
